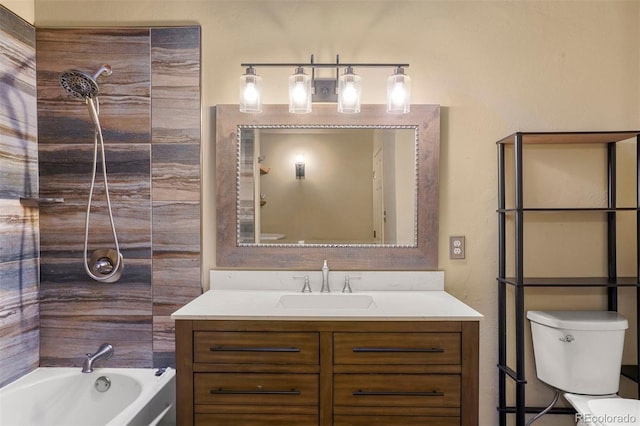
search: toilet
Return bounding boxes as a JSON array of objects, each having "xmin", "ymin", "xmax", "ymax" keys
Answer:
[{"xmin": 527, "ymin": 310, "xmax": 640, "ymax": 426}]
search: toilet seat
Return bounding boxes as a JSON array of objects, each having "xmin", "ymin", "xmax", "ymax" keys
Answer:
[
  {"xmin": 588, "ymin": 398, "xmax": 640, "ymax": 426},
  {"xmin": 564, "ymin": 393, "xmax": 640, "ymax": 426}
]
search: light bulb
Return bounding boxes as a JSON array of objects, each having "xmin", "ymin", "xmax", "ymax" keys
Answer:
[
  {"xmin": 390, "ymin": 82, "xmax": 406, "ymax": 106},
  {"xmin": 291, "ymin": 81, "xmax": 308, "ymax": 106},
  {"xmin": 239, "ymin": 67, "xmax": 261, "ymax": 113},
  {"xmin": 338, "ymin": 66, "xmax": 361, "ymax": 114},
  {"xmin": 288, "ymin": 67, "xmax": 312, "ymax": 113},
  {"xmin": 243, "ymin": 82, "xmax": 258, "ymax": 104},
  {"xmin": 341, "ymin": 82, "xmax": 358, "ymax": 106},
  {"xmin": 386, "ymin": 67, "xmax": 411, "ymax": 114}
]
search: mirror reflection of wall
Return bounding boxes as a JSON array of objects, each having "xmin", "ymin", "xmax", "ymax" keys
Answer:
[
  {"xmin": 260, "ymin": 130, "xmax": 374, "ymax": 244},
  {"xmin": 238, "ymin": 127, "xmax": 417, "ymax": 246}
]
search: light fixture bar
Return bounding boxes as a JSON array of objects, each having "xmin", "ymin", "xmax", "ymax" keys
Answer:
[
  {"xmin": 238, "ymin": 55, "xmax": 412, "ymax": 114},
  {"xmin": 241, "ymin": 62, "xmax": 409, "ymax": 69}
]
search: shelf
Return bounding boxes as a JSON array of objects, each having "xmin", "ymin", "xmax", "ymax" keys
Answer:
[
  {"xmin": 496, "ymin": 131, "xmax": 640, "ymax": 145},
  {"xmin": 497, "ymin": 130, "xmax": 640, "ymax": 426},
  {"xmin": 498, "ymin": 277, "xmax": 639, "ymax": 287},
  {"xmin": 498, "ymin": 406, "xmax": 575, "ymax": 416},
  {"xmin": 498, "ymin": 207, "xmax": 639, "ymax": 213},
  {"xmin": 622, "ymin": 365, "xmax": 639, "ymax": 383}
]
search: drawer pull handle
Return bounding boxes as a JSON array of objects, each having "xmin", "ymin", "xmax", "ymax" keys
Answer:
[
  {"xmin": 210, "ymin": 388, "xmax": 301, "ymax": 395},
  {"xmin": 352, "ymin": 347, "xmax": 444, "ymax": 353},
  {"xmin": 353, "ymin": 390, "xmax": 444, "ymax": 397},
  {"xmin": 209, "ymin": 346, "xmax": 301, "ymax": 353}
]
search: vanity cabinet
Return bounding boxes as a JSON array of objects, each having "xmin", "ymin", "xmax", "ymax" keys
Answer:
[{"xmin": 176, "ymin": 320, "xmax": 479, "ymax": 426}]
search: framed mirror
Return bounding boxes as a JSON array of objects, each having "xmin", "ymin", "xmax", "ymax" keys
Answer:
[{"xmin": 215, "ymin": 104, "xmax": 440, "ymax": 270}]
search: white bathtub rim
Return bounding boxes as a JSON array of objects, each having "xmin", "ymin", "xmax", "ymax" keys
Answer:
[{"xmin": 0, "ymin": 367, "xmax": 175, "ymax": 426}]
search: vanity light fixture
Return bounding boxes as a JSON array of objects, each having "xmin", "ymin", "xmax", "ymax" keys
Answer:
[
  {"xmin": 239, "ymin": 54, "xmax": 410, "ymax": 114},
  {"xmin": 288, "ymin": 67, "xmax": 312, "ymax": 114},
  {"xmin": 239, "ymin": 66, "xmax": 262, "ymax": 113},
  {"xmin": 337, "ymin": 66, "xmax": 361, "ymax": 114},
  {"xmin": 295, "ymin": 154, "xmax": 305, "ymax": 179},
  {"xmin": 387, "ymin": 66, "xmax": 411, "ymax": 114}
]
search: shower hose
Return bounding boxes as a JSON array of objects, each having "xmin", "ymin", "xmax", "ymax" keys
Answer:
[{"xmin": 83, "ymin": 96, "xmax": 123, "ymax": 282}]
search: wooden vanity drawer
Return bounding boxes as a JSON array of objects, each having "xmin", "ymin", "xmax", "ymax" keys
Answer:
[
  {"xmin": 196, "ymin": 413, "xmax": 318, "ymax": 426},
  {"xmin": 334, "ymin": 374, "xmax": 460, "ymax": 408},
  {"xmin": 334, "ymin": 332, "xmax": 460, "ymax": 365},
  {"xmin": 194, "ymin": 372, "xmax": 319, "ymax": 406},
  {"xmin": 334, "ymin": 415, "xmax": 459, "ymax": 426},
  {"xmin": 194, "ymin": 331, "xmax": 319, "ymax": 364}
]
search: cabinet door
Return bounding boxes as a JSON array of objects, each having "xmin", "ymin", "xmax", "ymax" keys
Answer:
[
  {"xmin": 334, "ymin": 332, "xmax": 460, "ymax": 365},
  {"xmin": 334, "ymin": 374, "xmax": 460, "ymax": 408},
  {"xmin": 194, "ymin": 331, "xmax": 319, "ymax": 364},
  {"xmin": 195, "ymin": 373, "xmax": 318, "ymax": 406}
]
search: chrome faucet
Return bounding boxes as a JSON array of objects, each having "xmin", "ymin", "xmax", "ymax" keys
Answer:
[
  {"xmin": 321, "ymin": 260, "xmax": 330, "ymax": 293},
  {"xmin": 294, "ymin": 275, "xmax": 312, "ymax": 293},
  {"xmin": 82, "ymin": 343, "xmax": 114, "ymax": 373},
  {"xmin": 342, "ymin": 275, "xmax": 361, "ymax": 293}
]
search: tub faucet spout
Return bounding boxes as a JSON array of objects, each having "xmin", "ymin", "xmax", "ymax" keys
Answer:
[{"xmin": 82, "ymin": 343, "xmax": 114, "ymax": 373}]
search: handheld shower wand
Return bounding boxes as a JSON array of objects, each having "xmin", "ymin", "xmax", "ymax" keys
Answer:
[{"xmin": 60, "ymin": 64, "xmax": 124, "ymax": 283}]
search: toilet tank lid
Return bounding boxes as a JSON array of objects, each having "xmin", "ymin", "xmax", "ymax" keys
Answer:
[{"xmin": 527, "ymin": 310, "xmax": 628, "ymax": 331}]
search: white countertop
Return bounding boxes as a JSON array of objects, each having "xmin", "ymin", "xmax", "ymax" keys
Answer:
[{"xmin": 171, "ymin": 289, "xmax": 483, "ymax": 321}]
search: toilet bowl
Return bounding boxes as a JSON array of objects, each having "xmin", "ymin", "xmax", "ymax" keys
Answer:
[
  {"xmin": 527, "ymin": 310, "xmax": 639, "ymax": 425},
  {"xmin": 564, "ymin": 393, "xmax": 640, "ymax": 426}
]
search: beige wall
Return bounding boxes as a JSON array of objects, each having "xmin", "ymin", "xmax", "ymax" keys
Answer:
[{"xmin": 32, "ymin": 1, "xmax": 640, "ymax": 424}]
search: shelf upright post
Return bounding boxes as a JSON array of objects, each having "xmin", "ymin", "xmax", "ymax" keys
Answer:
[
  {"xmin": 607, "ymin": 142, "xmax": 618, "ymax": 311},
  {"xmin": 636, "ymin": 135, "xmax": 640, "ymax": 396},
  {"xmin": 497, "ymin": 142, "xmax": 507, "ymax": 426},
  {"xmin": 514, "ymin": 133, "xmax": 526, "ymax": 426}
]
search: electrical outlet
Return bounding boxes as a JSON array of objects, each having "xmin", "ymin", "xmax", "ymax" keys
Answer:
[{"xmin": 450, "ymin": 236, "xmax": 465, "ymax": 259}]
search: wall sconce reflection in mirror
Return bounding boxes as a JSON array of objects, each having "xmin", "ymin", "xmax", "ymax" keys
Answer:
[
  {"xmin": 295, "ymin": 154, "xmax": 305, "ymax": 179},
  {"xmin": 239, "ymin": 54, "xmax": 410, "ymax": 115}
]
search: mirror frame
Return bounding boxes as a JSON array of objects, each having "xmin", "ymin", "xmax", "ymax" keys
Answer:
[{"xmin": 215, "ymin": 104, "xmax": 440, "ymax": 270}]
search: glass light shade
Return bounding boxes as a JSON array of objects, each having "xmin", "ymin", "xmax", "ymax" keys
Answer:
[
  {"xmin": 288, "ymin": 67, "xmax": 312, "ymax": 113},
  {"xmin": 386, "ymin": 67, "xmax": 411, "ymax": 114},
  {"xmin": 239, "ymin": 68, "xmax": 262, "ymax": 113},
  {"xmin": 337, "ymin": 66, "xmax": 361, "ymax": 114}
]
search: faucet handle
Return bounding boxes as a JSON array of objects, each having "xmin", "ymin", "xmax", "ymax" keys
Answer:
[
  {"xmin": 343, "ymin": 275, "xmax": 361, "ymax": 293},
  {"xmin": 294, "ymin": 275, "xmax": 311, "ymax": 293}
]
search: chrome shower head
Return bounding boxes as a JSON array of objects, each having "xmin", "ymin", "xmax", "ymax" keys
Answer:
[{"xmin": 60, "ymin": 64, "xmax": 112, "ymax": 99}]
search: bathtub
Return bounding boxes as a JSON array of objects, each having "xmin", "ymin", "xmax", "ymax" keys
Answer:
[{"xmin": 0, "ymin": 367, "xmax": 175, "ymax": 426}]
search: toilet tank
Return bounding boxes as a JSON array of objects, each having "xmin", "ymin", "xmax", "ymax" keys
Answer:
[{"xmin": 527, "ymin": 310, "xmax": 628, "ymax": 395}]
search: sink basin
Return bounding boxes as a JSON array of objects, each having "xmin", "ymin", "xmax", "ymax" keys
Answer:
[{"xmin": 277, "ymin": 294, "xmax": 375, "ymax": 309}]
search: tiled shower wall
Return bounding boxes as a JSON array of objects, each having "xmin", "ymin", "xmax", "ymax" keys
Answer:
[
  {"xmin": 36, "ymin": 26, "xmax": 201, "ymax": 368},
  {"xmin": 0, "ymin": 6, "xmax": 39, "ymax": 387}
]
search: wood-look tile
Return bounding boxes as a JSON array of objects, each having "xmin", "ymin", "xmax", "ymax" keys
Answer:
[
  {"xmin": 36, "ymin": 28, "xmax": 151, "ymax": 145},
  {"xmin": 38, "ymin": 143, "xmax": 151, "ymax": 203},
  {"xmin": 151, "ymin": 26, "xmax": 200, "ymax": 146},
  {"xmin": 153, "ymin": 315, "xmax": 175, "ymax": 353},
  {"xmin": 39, "ymin": 257, "xmax": 151, "ymax": 315},
  {"xmin": 152, "ymin": 143, "xmax": 200, "ymax": 201},
  {"xmin": 0, "ymin": 6, "xmax": 35, "ymax": 48},
  {"xmin": 151, "ymin": 88, "xmax": 200, "ymax": 145},
  {"xmin": 153, "ymin": 351, "xmax": 175, "ymax": 369},
  {"xmin": 0, "ymin": 257, "xmax": 39, "ymax": 387},
  {"xmin": 152, "ymin": 201, "xmax": 200, "ymax": 256},
  {"xmin": 39, "ymin": 315, "xmax": 152, "ymax": 367},
  {"xmin": 0, "ymin": 7, "xmax": 37, "ymax": 199},
  {"xmin": 152, "ymin": 255, "xmax": 201, "ymax": 316},
  {"xmin": 0, "ymin": 199, "xmax": 39, "ymax": 263}
]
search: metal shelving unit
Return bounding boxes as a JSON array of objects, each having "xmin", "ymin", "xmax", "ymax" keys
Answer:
[{"xmin": 496, "ymin": 131, "xmax": 640, "ymax": 426}]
